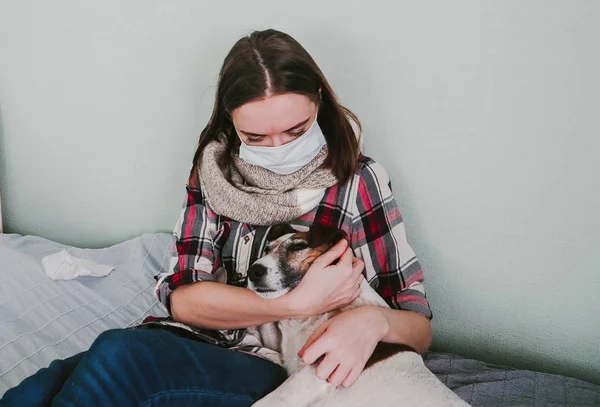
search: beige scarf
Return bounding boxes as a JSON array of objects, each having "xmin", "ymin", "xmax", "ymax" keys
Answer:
[{"xmin": 199, "ymin": 135, "xmax": 338, "ymax": 226}]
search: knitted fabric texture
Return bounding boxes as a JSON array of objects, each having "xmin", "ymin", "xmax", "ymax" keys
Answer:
[{"xmin": 199, "ymin": 135, "xmax": 338, "ymax": 225}]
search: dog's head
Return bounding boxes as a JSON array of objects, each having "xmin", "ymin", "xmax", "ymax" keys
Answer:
[{"xmin": 247, "ymin": 223, "xmax": 347, "ymax": 299}]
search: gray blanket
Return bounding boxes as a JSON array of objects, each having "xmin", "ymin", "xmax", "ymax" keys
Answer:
[{"xmin": 425, "ymin": 352, "xmax": 600, "ymax": 406}]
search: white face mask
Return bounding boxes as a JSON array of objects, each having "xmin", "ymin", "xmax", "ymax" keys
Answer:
[{"xmin": 238, "ymin": 114, "xmax": 326, "ymax": 175}]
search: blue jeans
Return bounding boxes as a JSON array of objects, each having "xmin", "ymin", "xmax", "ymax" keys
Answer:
[{"xmin": 0, "ymin": 328, "xmax": 287, "ymax": 407}]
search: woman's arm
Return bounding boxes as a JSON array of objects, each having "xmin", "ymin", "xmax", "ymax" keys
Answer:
[
  {"xmin": 352, "ymin": 160, "xmax": 433, "ymax": 353},
  {"xmin": 351, "ymin": 159, "xmax": 433, "ymax": 319},
  {"xmin": 170, "ymin": 281, "xmax": 293, "ymax": 329},
  {"xmin": 155, "ymin": 180, "xmax": 219, "ymax": 314},
  {"xmin": 370, "ymin": 306, "xmax": 432, "ymax": 353},
  {"xmin": 171, "ymin": 239, "xmax": 365, "ymax": 330}
]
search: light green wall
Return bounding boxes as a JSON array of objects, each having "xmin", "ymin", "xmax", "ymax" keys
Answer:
[{"xmin": 1, "ymin": 0, "xmax": 598, "ymax": 384}]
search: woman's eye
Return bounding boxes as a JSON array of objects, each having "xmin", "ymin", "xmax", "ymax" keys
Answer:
[
  {"xmin": 290, "ymin": 130, "xmax": 306, "ymax": 138},
  {"xmin": 288, "ymin": 242, "xmax": 309, "ymax": 252},
  {"xmin": 246, "ymin": 137, "xmax": 263, "ymax": 143}
]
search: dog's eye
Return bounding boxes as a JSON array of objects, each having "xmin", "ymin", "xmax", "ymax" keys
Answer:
[
  {"xmin": 288, "ymin": 242, "xmax": 309, "ymax": 252},
  {"xmin": 263, "ymin": 246, "xmax": 271, "ymax": 254}
]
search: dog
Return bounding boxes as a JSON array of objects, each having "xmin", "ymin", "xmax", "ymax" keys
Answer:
[{"xmin": 246, "ymin": 223, "xmax": 469, "ymax": 407}]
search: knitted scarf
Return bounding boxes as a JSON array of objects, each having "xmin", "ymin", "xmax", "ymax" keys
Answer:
[{"xmin": 199, "ymin": 135, "xmax": 338, "ymax": 226}]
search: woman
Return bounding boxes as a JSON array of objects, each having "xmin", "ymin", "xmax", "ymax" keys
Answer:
[{"xmin": 1, "ymin": 29, "xmax": 432, "ymax": 406}]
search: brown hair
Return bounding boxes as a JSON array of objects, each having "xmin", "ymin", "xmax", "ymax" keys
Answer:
[{"xmin": 190, "ymin": 29, "xmax": 361, "ymax": 185}]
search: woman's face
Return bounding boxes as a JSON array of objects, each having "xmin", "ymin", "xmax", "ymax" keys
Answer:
[{"xmin": 231, "ymin": 93, "xmax": 318, "ymax": 147}]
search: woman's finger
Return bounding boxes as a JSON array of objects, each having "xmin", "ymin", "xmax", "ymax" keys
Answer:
[
  {"xmin": 312, "ymin": 239, "xmax": 348, "ymax": 267},
  {"xmin": 299, "ymin": 321, "xmax": 329, "ymax": 358},
  {"xmin": 351, "ymin": 257, "xmax": 365, "ymax": 279},
  {"xmin": 328, "ymin": 363, "xmax": 352, "ymax": 387},
  {"xmin": 301, "ymin": 333, "xmax": 333, "ymax": 365},
  {"xmin": 342, "ymin": 366, "xmax": 362, "ymax": 388},
  {"xmin": 335, "ymin": 247, "xmax": 354, "ymax": 270},
  {"xmin": 315, "ymin": 354, "xmax": 339, "ymax": 381},
  {"xmin": 356, "ymin": 272, "xmax": 364, "ymax": 284},
  {"xmin": 351, "ymin": 256, "xmax": 364, "ymax": 268}
]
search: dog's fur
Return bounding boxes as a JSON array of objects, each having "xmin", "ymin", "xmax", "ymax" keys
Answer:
[{"xmin": 247, "ymin": 223, "xmax": 469, "ymax": 407}]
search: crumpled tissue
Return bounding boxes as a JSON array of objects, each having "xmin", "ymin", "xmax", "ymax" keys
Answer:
[{"xmin": 42, "ymin": 250, "xmax": 114, "ymax": 280}]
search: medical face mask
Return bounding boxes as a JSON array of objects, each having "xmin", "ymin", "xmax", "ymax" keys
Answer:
[{"xmin": 238, "ymin": 114, "xmax": 326, "ymax": 175}]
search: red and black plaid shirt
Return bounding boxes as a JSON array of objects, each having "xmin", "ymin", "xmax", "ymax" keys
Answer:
[{"xmin": 147, "ymin": 155, "xmax": 431, "ymax": 358}]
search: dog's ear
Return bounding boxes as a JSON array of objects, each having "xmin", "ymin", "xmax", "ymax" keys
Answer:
[
  {"xmin": 307, "ymin": 223, "xmax": 347, "ymax": 248},
  {"xmin": 266, "ymin": 224, "xmax": 296, "ymax": 242}
]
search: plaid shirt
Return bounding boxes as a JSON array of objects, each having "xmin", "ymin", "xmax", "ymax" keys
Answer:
[{"xmin": 144, "ymin": 155, "xmax": 431, "ymax": 361}]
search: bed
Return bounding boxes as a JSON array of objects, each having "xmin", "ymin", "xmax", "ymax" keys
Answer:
[{"xmin": 0, "ymin": 232, "xmax": 599, "ymax": 406}]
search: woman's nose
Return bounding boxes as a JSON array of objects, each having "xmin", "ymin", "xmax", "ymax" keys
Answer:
[{"xmin": 270, "ymin": 134, "xmax": 286, "ymax": 147}]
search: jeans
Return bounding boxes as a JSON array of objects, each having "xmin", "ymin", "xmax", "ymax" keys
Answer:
[{"xmin": 0, "ymin": 328, "xmax": 287, "ymax": 407}]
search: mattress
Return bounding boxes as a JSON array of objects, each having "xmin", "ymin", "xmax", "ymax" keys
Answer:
[{"xmin": 1, "ymin": 232, "xmax": 599, "ymax": 406}]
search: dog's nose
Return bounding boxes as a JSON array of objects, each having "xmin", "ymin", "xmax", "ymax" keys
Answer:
[{"xmin": 248, "ymin": 263, "xmax": 268, "ymax": 283}]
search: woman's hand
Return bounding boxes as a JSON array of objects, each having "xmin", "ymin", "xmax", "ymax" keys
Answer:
[
  {"xmin": 298, "ymin": 305, "xmax": 390, "ymax": 387},
  {"xmin": 283, "ymin": 239, "xmax": 365, "ymax": 318}
]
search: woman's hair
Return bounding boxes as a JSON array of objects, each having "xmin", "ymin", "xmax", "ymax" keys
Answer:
[{"xmin": 190, "ymin": 29, "xmax": 362, "ymax": 185}]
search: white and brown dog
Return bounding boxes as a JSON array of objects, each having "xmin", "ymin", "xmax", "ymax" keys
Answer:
[{"xmin": 247, "ymin": 223, "xmax": 469, "ymax": 407}]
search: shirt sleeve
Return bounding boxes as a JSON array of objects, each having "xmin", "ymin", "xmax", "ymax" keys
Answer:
[
  {"xmin": 155, "ymin": 172, "xmax": 219, "ymax": 314},
  {"xmin": 351, "ymin": 159, "xmax": 432, "ymax": 319}
]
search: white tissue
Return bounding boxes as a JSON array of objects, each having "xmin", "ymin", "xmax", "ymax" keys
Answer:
[{"xmin": 42, "ymin": 250, "xmax": 114, "ymax": 280}]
